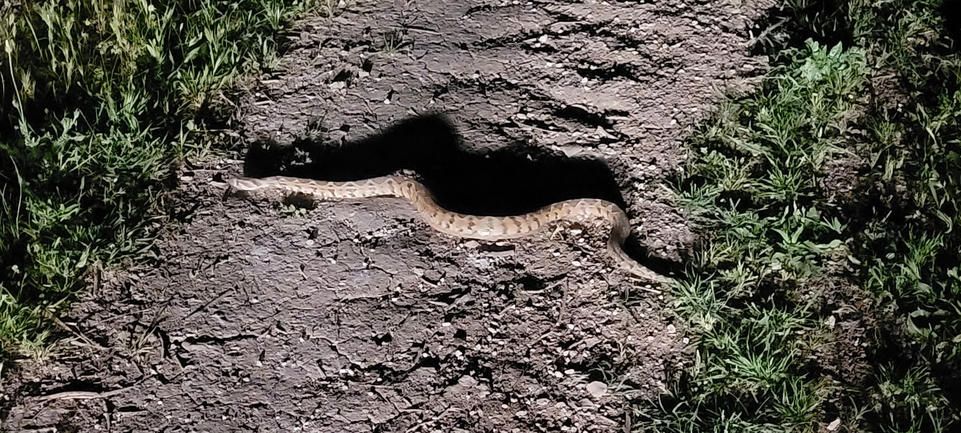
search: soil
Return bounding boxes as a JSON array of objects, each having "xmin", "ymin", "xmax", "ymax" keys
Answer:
[{"xmin": 2, "ymin": 0, "xmax": 775, "ymax": 431}]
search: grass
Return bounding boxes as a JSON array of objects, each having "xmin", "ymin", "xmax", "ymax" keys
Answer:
[
  {"xmin": 0, "ymin": 0, "xmax": 322, "ymax": 357},
  {"xmin": 634, "ymin": 0, "xmax": 961, "ymax": 431}
]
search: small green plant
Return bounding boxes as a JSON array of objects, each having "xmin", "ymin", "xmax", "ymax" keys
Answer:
[
  {"xmin": 868, "ymin": 363, "xmax": 950, "ymax": 433},
  {"xmin": 379, "ymin": 29, "xmax": 409, "ymax": 54}
]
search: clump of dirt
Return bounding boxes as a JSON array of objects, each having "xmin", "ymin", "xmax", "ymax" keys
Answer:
[{"xmin": 2, "ymin": 0, "xmax": 775, "ymax": 431}]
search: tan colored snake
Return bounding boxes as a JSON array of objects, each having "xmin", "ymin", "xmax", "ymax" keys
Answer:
[{"xmin": 228, "ymin": 175, "xmax": 669, "ymax": 284}]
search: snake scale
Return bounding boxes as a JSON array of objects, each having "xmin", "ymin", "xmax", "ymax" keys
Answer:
[{"xmin": 228, "ymin": 175, "xmax": 670, "ymax": 284}]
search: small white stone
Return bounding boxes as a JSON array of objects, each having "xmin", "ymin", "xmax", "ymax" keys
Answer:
[
  {"xmin": 586, "ymin": 381, "xmax": 607, "ymax": 398},
  {"xmin": 827, "ymin": 418, "xmax": 841, "ymax": 431}
]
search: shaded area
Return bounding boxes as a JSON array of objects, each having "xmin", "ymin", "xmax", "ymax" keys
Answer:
[
  {"xmin": 746, "ymin": 0, "xmax": 853, "ymax": 62},
  {"xmin": 943, "ymin": 0, "xmax": 961, "ymax": 44},
  {"xmin": 242, "ymin": 113, "xmax": 630, "ymax": 214}
]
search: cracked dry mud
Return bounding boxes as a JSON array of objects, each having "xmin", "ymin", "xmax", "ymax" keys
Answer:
[{"xmin": 2, "ymin": 0, "xmax": 773, "ymax": 431}]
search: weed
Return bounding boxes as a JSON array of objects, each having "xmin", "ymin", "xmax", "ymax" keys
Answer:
[{"xmin": 379, "ymin": 29, "xmax": 409, "ymax": 54}]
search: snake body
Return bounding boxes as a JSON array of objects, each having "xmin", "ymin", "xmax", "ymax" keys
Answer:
[{"xmin": 228, "ymin": 175, "xmax": 669, "ymax": 284}]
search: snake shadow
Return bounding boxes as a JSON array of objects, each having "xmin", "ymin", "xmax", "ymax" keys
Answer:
[{"xmin": 239, "ymin": 113, "xmax": 675, "ymax": 276}]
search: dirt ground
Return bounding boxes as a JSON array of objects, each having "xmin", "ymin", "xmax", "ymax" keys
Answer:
[{"xmin": 2, "ymin": 0, "xmax": 773, "ymax": 431}]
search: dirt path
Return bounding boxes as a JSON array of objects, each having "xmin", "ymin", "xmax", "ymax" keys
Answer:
[{"xmin": 2, "ymin": 0, "xmax": 771, "ymax": 431}]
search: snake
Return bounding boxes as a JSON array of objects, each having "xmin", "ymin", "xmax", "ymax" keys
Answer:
[{"xmin": 228, "ymin": 175, "xmax": 670, "ymax": 284}]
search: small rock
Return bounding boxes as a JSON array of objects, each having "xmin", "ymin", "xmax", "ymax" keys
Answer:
[
  {"xmin": 457, "ymin": 376, "xmax": 478, "ymax": 387},
  {"xmin": 826, "ymin": 418, "xmax": 841, "ymax": 431},
  {"xmin": 586, "ymin": 381, "xmax": 607, "ymax": 398}
]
